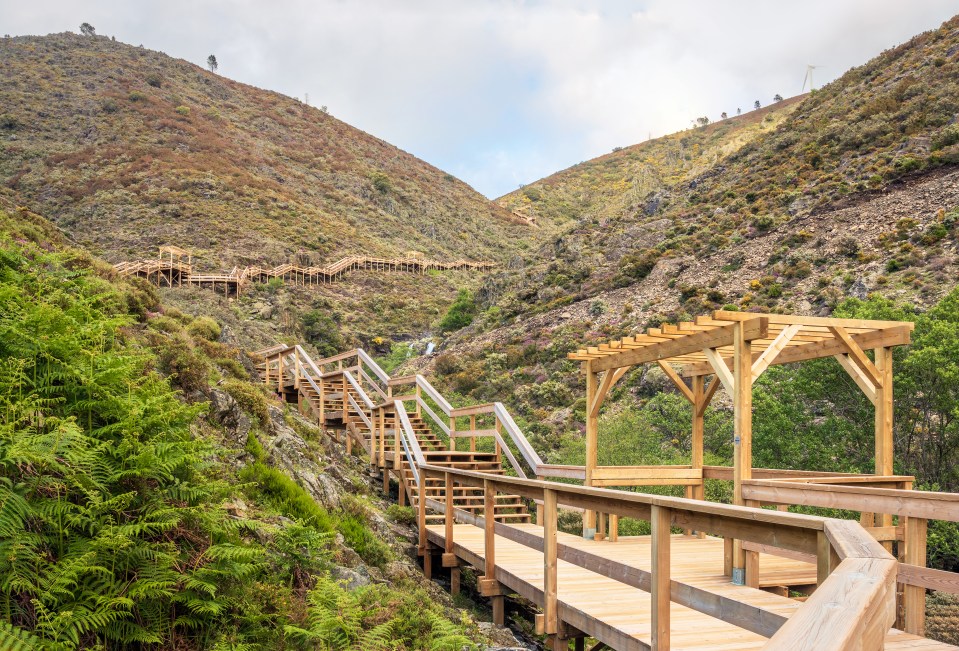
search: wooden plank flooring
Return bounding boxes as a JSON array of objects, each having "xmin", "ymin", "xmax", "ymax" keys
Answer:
[{"xmin": 426, "ymin": 524, "xmax": 957, "ymax": 651}]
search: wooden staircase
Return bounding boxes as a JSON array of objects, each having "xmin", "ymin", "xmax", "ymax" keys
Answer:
[{"xmin": 258, "ymin": 353, "xmax": 531, "ymax": 524}]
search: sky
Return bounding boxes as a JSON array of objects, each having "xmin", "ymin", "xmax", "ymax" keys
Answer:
[{"xmin": 2, "ymin": 1, "xmax": 957, "ymax": 198}]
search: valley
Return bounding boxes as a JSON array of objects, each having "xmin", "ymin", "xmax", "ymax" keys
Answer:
[{"xmin": 2, "ymin": 9, "xmax": 959, "ymax": 651}]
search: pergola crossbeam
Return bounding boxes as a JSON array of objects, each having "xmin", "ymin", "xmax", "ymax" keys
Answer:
[{"xmin": 828, "ymin": 325, "xmax": 883, "ymax": 388}]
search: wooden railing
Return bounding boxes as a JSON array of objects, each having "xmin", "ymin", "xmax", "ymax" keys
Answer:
[{"xmin": 414, "ymin": 458, "xmax": 898, "ymax": 651}]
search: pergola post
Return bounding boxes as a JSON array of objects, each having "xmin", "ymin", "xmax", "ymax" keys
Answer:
[
  {"xmin": 690, "ymin": 375, "xmax": 705, "ymax": 503},
  {"xmin": 875, "ymin": 346, "xmax": 895, "ymax": 549},
  {"xmin": 584, "ymin": 360, "xmax": 598, "ymax": 538},
  {"xmin": 732, "ymin": 321, "xmax": 753, "ymax": 586}
]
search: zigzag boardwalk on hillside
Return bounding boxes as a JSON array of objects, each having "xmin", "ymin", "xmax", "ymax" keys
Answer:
[
  {"xmin": 256, "ymin": 340, "xmax": 959, "ymax": 651},
  {"xmin": 114, "ymin": 246, "xmax": 494, "ymax": 296}
]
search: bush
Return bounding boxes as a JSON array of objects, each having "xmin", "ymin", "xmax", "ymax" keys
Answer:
[
  {"xmin": 302, "ymin": 308, "xmax": 344, "ymax": 357},
  {"xmin": 223, "ymin": 378, "xmax": 271, "ymax": 426},
  {"xmin": 175, "ymin": 105, "xmax": 190, "ymax": 116},
  {"xmin": 439, "ymin": 289, "xmax": 476, "ymax": 331},
  {"xmin": 386, "ymin": 504, "xmax": 417, "ymax": 525},
  {"xmin": 619, "ymin": 248, "xmax": 660, "ymax": 281},
  {"xmin": 187, "ymin": 314, "xmax": 221, "ymax": 340},
  {"xmin": 369, "ymin": 171, "xmax": 391, "ymax": 194}
]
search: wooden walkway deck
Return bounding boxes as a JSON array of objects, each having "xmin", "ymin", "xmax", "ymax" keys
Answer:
[{"xmin": 427, "ymin": 524, "xmax": 954, "ymax": 651}]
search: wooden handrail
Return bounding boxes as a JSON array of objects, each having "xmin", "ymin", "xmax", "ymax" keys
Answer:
[{"xmin": 417, "ymin": 463, "xmax": 896, "ymax": 651}]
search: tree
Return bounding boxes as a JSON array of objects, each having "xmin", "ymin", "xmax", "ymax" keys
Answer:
[
  {"xmin": 79, "ymin": 22, "xmax": 95, "ymax": 36},
  {"xmin": 736, "ymin": 107, "xmax": 741, "ymax": 115},
  {"xmin": 207, "ymin": 54, "xmax": 218, "ymax": 73},
  {"xmin": 696, "ymin": 116, "xmax": 710, "ymax": 127},
  {"xmin": 754, "ymin": 100, "xmax": 761, "ymax": 109},
  {"xmin": 439, "ymin": 289, "xmax": 476, "ymax": 331},
  {"xmin": 720, "ymin": 111, "xmax": 728, "ymax": 120},
  {"xmin": 773, "ymin": 93, "xmax": 783, "ymax": 102}
]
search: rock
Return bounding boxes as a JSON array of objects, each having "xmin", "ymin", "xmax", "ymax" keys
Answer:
[
  {"xmin": 330, "ymin": 564, "xmax": 370, "ymax": 590},
  {"xmin": 263, "ymin": 406, "xmax": 342, "ymax": 511},
  {"xmin": 849, "ymin": 277, "xmax": 869, "ymax": 300},
  {"xmin": 207, "ymin": 388, "xmax": 251, "ymax": 445},
  {"xmin": 477, "ymin": 622, "xmax": 529, "ymax": 649},
  {"xmin": 224, "ymin": 498, "xmax": 247, "ymax": 517},
  {"xmin": 218, "ymin": 324, "xmax": 238, "ymax": 345}
]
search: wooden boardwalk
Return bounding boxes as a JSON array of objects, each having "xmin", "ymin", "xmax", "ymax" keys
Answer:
[
  {"xmin": 114, "ymin": 250, "xmax": 494, "ymax": 295},
  {"xmin": 257, "ymin": 343, "xmax": 959, "ymax": 651},
  {"xmin": 427, "ymin": 524, "xmax": 953, "ymax": 651}
]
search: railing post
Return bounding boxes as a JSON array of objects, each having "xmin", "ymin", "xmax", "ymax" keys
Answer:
[
  {"xmin": 277, "ymin": 353, "xmax": 284, "ymax": 393},
  {"xmin": 816, "ymin": 530, "xmax": 839, "ymax": 586},
  {"xmin": 415, "ymin": 383, "xmax": 422, "ymax": 417},
  {"xmin": 418, "ymin": 470, "xmax": 427, "ymax": 555},
  {"xmin": 651, "ymin": 505, "xmax": 671, "ymax": 651},
  {"xmin": 494, "ymin": 416, "xmax": 503, "ymax": 464},
  {"xmin": 449, "ymin": 413, "xmax": 457, "ymax": 452},
  {"xmin": 470, "ymin": 414, "xmax": 477, "ymax": 452},
  {"xmin": 543, "ymin": 488, "xmax": 558, "ymax": 636},
  {"xmin": 904, "ymin": 516, "xmax": 928, "ymax": 636},
  {"xmin": 482, "ymin": 478, "xmax": 504, "ymax": 626},
  {"xmin": 342, "ymin": 374, "xmax": 348, "ymax": 421},
  {"xmin": 443, "ymin": 472, "xmax": 457, "ymax": 569},
  {"xmin": 319, "ymin": 374, "xmax": 325, "ymax": 424}
]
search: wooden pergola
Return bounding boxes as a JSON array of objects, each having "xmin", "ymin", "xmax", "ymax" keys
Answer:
[{"xmin": 568, "ymin": 310, "xmax": 914, "ymax": 584}]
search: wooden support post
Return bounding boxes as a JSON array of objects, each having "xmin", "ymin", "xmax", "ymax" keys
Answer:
[
  {"xmin": 651, "ymin": 505, "xmax": 671, "ymax": 651},
  {"xmin": 904, "ymin": 516, "xmax": 928, "ymax": 636},
  {"xmin": 450, "ymin": 566, "xmax": 461, "ymax": 596},
  {"xmin": 418, "ymin": 472, "xmax": 427, "ymax": 557},
  {"xmin": 874, "ymin": 346, "xmax": 895, "ymax": 553},
  {"xmin": 277, "ymin": 354, "xmax": 284, "ymax": 393},
  {"xmin": 536, "ymin": 476, "xmax": 545, "ymax": 525},
  {"xmin": 543, "ymin": 488, "xmax": 558, "ymax": 636},
  {"xmin": 341, "ymin": 374, "xmax": 348, "ymax": 421},
  {"xmin": 584, "ymin": 361, "xmax": 598, "ymax": 538},
  {"xmin": 443, "ymin": 472, "xmax": 456, "ymax": 567},
  {"xmin": 685, "ymin": 375, "xmax": 706, "ymax": 536},
  {"xmin": 732, "ymin": 322, "xmax": 753, "ymax": 586},
  {"xmin": 484, "ymin": 479, "xmax": 496, "ymax": 581},
  {"xmin": 816, "ymin": 530, "xmax": 840, "ymax": 586},
  {"xmin": 491, "ymin": 595, "xmax": 505, "ymax": 626},
  {"xmin": 449, "ymin": 414, "xmax": 456, "ymax": 452},
  {"xmin": 470, "ymin": 414, "xmax": 477, "ymax": 452},
  {"xmin": 609, "ymin": 514, "xmax": 619, "ymax": 542}
]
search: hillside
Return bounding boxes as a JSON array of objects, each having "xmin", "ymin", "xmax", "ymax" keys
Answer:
[
  {"xmin": 486, "ymin": 16, "xmax": 959, "ymax": 322},
  {"xmin": 0, "ymin": 33, "xmax": 534, "ymax": 268}
]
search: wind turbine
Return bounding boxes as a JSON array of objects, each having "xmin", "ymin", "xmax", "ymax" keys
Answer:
[{"xmin": 802, "ymin": 65, "xmax": 819, "ymax": 93}]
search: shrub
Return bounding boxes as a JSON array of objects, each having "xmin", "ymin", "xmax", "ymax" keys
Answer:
[
  {"xmin": 385, "ymin": 504, "xmax": 417, "ymax": 525},
  {"xmin": 146, "ymin": 73, "xmax": 163, "ymax": 88},
  {"xmin": 619, "ymin": 248, "xmax": 660, "ymax": 281},
  {"xmin": 187, "ymin": 314, "xmax": 221, "ymax": 340},
  {"xmin": 439, "ymin": 289, "xmax": 476, "ymax": 331},
  {"xmin": 128, "ymin": 90, "xmax": 146, "ymax": 102},
  {"xmin": 240, "ymin": 460, "xmax": 334, "ymax": 530},
  {"xmin": 302, "ymin": 309, "xmax": 344, "ymax": 357},
  {"xmin": 369, "ymin": 171, "xmax": 391, "ymax": 194},
  {"xmin": 174, "ymin": 105, "xmax": 190, "ymax": 116},
  {"xmin": 223, "ymin": 378, "xmax": 271, "ymax": 426}
]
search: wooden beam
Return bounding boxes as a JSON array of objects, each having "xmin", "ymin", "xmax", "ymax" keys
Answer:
[
  {"xmin": 713, "ymin": 309, "xmax": 913, "ymax": 331},
  {"xmin": 682, "ymin": 325, "xmax": 912, "ymax": 377},
  {"xmin": 584, "ymin": 362, "xmax": 598, "ymax": 536},
  {"xmin": 834, "ymin": 353, "xmax": 878, "ymax": 405},
  {"xmin": 696, "ymin": 376, "xmax": 720, "ymax": 418},
  {"xmin": 751, "ymin": 324, "xmax": 800, "ymax": 381},
  {"xmin": 657, "ymin": 361, "xmax": 694, "ymax": 402},
  {"xmin": 829, "ymin": 326, "xmax": 882, "ymax": 388},
  {"xmin": 589, "ymin": 366, "xmax": 630, "ymax": 417},
  {"xmin": 590, "ymin": 318, "xmax": 767, "ymax": 372},
  {"xmin": 703, "ymin": 348, "xmax": 734, "ymax": 396}
]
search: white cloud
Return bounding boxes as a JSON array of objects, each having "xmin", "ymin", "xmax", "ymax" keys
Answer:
[{"xmin": 2, "ymin": 0, "xmax": 956, "ymax": 197}]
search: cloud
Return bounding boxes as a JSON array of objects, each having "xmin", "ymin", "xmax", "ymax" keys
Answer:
[{"xmin": 2, "ymin": 0, "xmax": 956, "ymax": 197}]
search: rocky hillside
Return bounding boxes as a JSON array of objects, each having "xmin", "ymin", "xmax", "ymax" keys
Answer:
[
  {"xmin": 0, "ymin": 33, "xmax": 534, "ymax": 268},
  {"xmin": 485, "ymin": 15, "xmax": 959, "ymax": 323}
]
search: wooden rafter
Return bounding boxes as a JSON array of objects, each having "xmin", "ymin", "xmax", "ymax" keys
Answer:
[{"xmin": 828, "ymin": 325, "xmax": 883, "ymax": 388}]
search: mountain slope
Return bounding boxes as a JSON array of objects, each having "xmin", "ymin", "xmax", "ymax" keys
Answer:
[
  {"xmin": 0, "ymin": 33, "xmax": 533, "ymax": 268},
  {"xmin": 485, "ymin": 15, "xmax": 959, "ymax": 322}
]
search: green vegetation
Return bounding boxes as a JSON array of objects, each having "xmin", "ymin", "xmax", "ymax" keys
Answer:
[
  {"xmin": 285, "ymin": 577, "xmax": 475, "ymax": 650},
  {"xmin": 0, "ymin": 212, "xmax": 479, "ymax": 649},
  {"xmin": 439, "ymin": 289, "xmax": 476, "ymax": 331}
]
